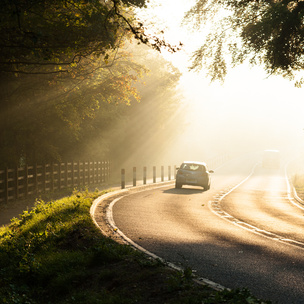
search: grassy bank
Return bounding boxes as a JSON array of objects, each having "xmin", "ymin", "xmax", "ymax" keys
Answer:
[
  {"xmin": 292, "ymin": 174, "xmax": 304, "ymax": 200},
  {"xmin": 0, "ymin": 189, "xmax": 270, "ymax": 304}
]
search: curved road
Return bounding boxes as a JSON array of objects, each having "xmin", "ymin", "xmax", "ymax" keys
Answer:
[{"xmin": 110, "ymin": 154, "xmax": 304, "ymax": 303}]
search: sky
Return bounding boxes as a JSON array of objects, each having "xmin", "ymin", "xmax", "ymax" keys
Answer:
[{"xmin": 136, "ymin": 0, "xmax": 304, "ymax": 163}]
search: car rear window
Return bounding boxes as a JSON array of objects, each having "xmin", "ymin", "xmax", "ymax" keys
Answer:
[{"xmin": 181, "ymin": 164, "xmax": 206, "ymax": 172}]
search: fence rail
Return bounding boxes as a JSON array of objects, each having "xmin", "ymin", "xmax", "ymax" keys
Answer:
[{"xmin": 0, "ymin": 161, "xmax": 110, "ymax": 204}]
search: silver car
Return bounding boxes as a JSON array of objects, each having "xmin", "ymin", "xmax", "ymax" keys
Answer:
[{"xmin": 175, "ymin": 161, "xmax": 214, "ymax": 190}]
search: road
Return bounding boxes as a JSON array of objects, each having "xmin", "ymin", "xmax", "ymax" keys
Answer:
[{"xmin": 110, "ymin": 154, "xmax": 304, "ymax": 303}]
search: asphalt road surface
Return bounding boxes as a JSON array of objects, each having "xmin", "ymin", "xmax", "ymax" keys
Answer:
[{"xmin": 111, "ymin": 154, "xmax": 304, "ymax": 304}]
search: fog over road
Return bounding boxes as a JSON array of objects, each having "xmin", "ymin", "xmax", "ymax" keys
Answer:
[{"xmin": 111, "ymin": 154, "xmax": 304, "ymax": 304}]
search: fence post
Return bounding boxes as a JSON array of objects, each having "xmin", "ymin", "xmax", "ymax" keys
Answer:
[
  {"xmin": 15, "ymin": 166, "xmax": 19, "ymax": 200},
  {"xmin": 34, "ymin": 164, "xmax": 38, "ymax": 194},
  {"xmin": 42, "ymin": 164, "xmax": 46, "ymax": 192},
  {"xmin": 100, "ymin": 161, "xmax": 103, "ymax": 183},
  {"xmin": 4, "ymin": 167, "xmax": 8, "ymax": 204},
  {"xmin": 121, "ymin": 169, "xmax": 125, "ymax": 189},
  {"xmin": 25, "ymin": 164, "xmax": 29, "ymax": 197},
  {"xmin": 65, "ymin": 162, "xmax": 68, "ymax": 188},
  {"xmin": 161, "ymin": 166, "xmax": 164, "ymax": 182},
  {"xmin": 168, "ymin": 166, "xmax": 171, "ymax": 181},
  {"xmin": 77, "ymin": 161, "xmax": 80, "ymax": 186},
  {"xmin": 97, "ymin": 161, "xmax": 100, "ymax": 183},
  {"xmin": 83, "ymin": 161, "xmax": 86, "ymax": 185},
  {"xmin": 153, "ymin": 166, "xmax": 156, "ymax": 183},
  {"xmin": 51, "ymin": 162, "xmax": 54, "ymax": 191},
  {"xmin": 58, "ymin": 163, "xmax": 62, "ymax": 190},
  {"xmin": 91, "ymin": 161, "xmax": 94, "ymax": 184},
  {"xmin": 71, "ymin": 161, "xmax": 74, "ymax": 187},
  {"xmin": 94, "ymin": 162, "xmax": 96, "ymax": 184},
  {"xmin": 133, "ymin": 167, "xmax": 136, "ymax": 187},
  {"xmin": 96, "ymin": 161, "xmax": 98, "ymax": 184},
  {"xmin": 143, "ymin": 167, "xmax": 147, "ymax": 184},
  {"xmin": 109, "ymin": 160, "xmax": 111, "ymax": 181},
  {"xmin": 107, "ymin": 160, "xmax": 110, "ymax": 182}
]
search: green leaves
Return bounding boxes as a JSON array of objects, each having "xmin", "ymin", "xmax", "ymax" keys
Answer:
[
  {"xmin": 0, "ymin": 0, "xmax": 135, "ymax": 75},
  {"xmin": 185, "ymin": 0, "xmax": 304, "ymax": 82},
  {"xmin": 0, "ymin": 0, "xmax": 183, "ymax": 167}
]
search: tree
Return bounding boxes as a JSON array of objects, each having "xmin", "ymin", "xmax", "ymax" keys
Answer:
[
  {"xmin": 0, "ymin": 0, "xmax": 183, "ymax": 167},
  {"xmin": 0, "ymin": 46, "xmax": 147, "ymax": 167},
  {"xmin": 0, "ymin": 0, "xmax": 158, "ymax": 167},
  {"xmin": 108, "ymin": 45, "xmax": 183, "ymax": 169},
  {"xmin": 0, "ymin": 0, "xmax": 179, "ymax": 76},
  {"xmin": 184, "ymin": 0, "xmax": 304, "ymax": 84},
  {"xmin": 67, "ymin": 43, "xmax": 184, "ymax": 170}
]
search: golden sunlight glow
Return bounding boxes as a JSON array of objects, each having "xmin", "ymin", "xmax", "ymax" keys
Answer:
[{"xmin": 137, "ymin": 1, "xmax": 304, "ymax": 163}]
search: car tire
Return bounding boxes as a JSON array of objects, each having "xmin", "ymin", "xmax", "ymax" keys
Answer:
[
  {"xmin": 204, "ymin": 184, "xmax": 210, "ymax": 190},
  {"xmin": 175, "ymin": 182, "xmax": 182, "ymax": 189}
]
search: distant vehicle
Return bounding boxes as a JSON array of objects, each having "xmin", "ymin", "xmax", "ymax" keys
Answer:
[
  {"xmin": 262, "ymin": 150, "xmax": 280, "ymax": 169},
  {"xmin": 175, "ymin": 161, "xmax": 214, "ymax": 190}
]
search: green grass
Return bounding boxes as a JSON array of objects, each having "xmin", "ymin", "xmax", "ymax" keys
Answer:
[{"xmin": 0, "ymin": 189, "xmax": 271, "ymax": 304}]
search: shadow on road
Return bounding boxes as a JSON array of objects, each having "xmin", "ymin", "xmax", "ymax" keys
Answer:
[{"xmin": 163, "ymin": 187, "xmax": 206, "ymax": 195}]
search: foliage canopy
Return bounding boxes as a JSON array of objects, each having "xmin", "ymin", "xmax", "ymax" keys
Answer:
[
  {"xmin": 0, "ymin": 0, "xmax": 183, "ymax": 167},
  {"xmin": 0, "ymin": 0, "xmax": 179, "ymax": 75},
  {"xmin": 184, "ymin": 0, "xmax": 304, "ymax": 83}
]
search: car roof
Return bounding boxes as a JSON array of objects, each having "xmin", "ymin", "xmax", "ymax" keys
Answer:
[
  {"xmin": 264, "ymin": 149, "xmax": 279, "ymax": 153},
  {"xmin": 182, "ymin": 161, "xmax": 207, "ymax": 166}
]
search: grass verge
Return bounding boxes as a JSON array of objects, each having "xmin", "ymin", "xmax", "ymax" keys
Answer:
[
  {"xmin": 0, "ymin": 189, "xmax": 271, "ymax": 304},
  {"xmin": 293, "ymin": 174, "xmax": 304, "ymax": 198}
]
